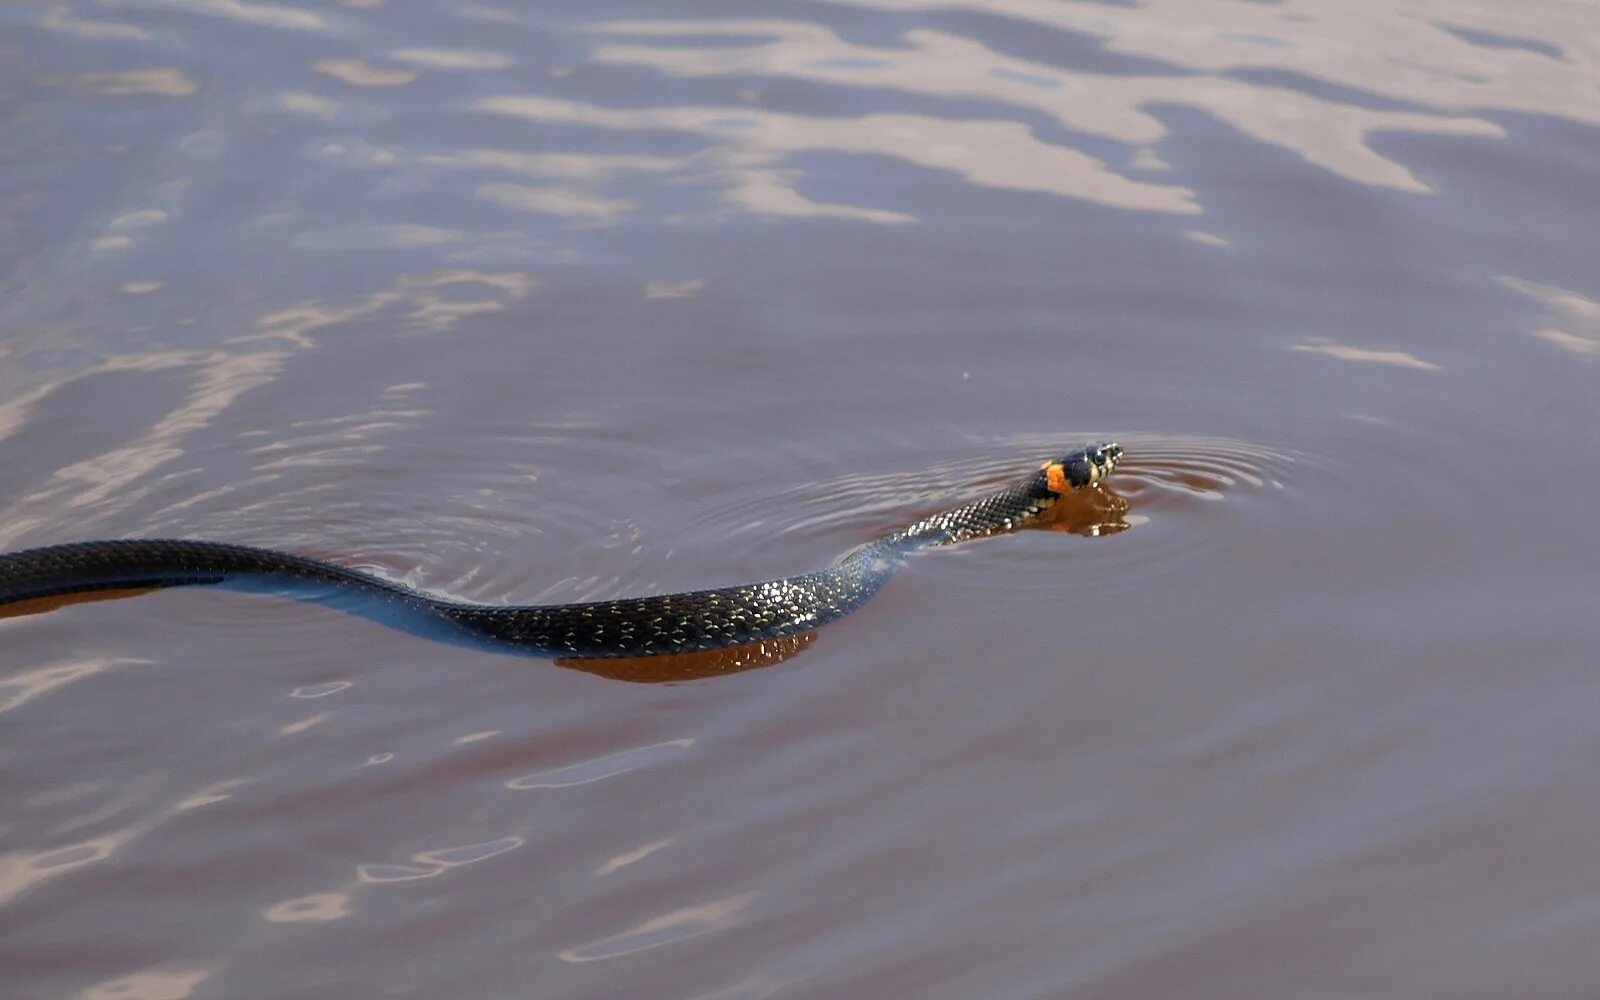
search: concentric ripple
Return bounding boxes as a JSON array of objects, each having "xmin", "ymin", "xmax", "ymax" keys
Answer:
[
  {"xmin": 681, "ymin": 432, "xmax": 1295, "ymax": 555},
  {"xmin": 1083, "ymin": 432, "xmax": 1298, "ymax": 503},
  {"xmin": 858, "ymin": 432, "xmax": 1303, "ymax": 599}
]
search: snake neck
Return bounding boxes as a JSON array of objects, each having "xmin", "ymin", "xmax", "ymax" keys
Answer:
[{"xmin": 865, "ymin": 467, "xmax": 1059, "ymax": 557}]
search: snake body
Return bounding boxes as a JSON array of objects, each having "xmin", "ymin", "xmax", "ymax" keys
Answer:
[{"xmin": 0, "ymin": 443, "xmax": 1121, "ymax": 658}]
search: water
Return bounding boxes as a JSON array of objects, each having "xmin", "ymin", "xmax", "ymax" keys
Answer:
[{"xmin": 2, "ymin": 1, "xmax": 1598, "ymax": 996}]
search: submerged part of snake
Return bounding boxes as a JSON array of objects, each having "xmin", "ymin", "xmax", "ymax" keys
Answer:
[{"xmin": 0, "ymin": 443, "xmax": 1121, "ymax": 659}]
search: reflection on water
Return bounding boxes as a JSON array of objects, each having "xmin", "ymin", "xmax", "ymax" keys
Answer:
[
  {"xmin": 76, "ymin": 967, "xmax": 215, "ymax": 1000},
  {"xmin": 1290, "ymin": 337, "xmax": 1442, "ymax": 371},
  {"xmin": 0, "ymin": 656, "xmax": 142, "ymax": 713},
  {"xmin": 3, "ymin": 0, "xmax": 1599, "ymax": 995},
  {"xmin": 559, "ymin": 633, "xmax": 820, "ymax": 683},
  {"xmin": 557, "ymin": 891, "xmax": 759, "ymax": 963},
  {"xmin": 1500, "ymin": 275, "xmax": 1600, "ymax": 356},
  {"xmin": 473, "ymin": 93, "xmax": 1201, "ymax": 218},
  {"xmin": 585, "ymin": 17, "xmax": 1503, "ymax": 193},
  {"xmin": 506, "ymin": 739, "xmax": 695, "ymax": 788}
]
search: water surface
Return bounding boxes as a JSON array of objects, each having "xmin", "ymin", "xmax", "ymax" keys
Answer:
[{"xmin": 2, "ymin": 1, "xmax": 1598, "ymax": 996}]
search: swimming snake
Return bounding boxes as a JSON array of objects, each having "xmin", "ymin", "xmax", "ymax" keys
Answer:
[{"xmin": 0, "ymin": 443, "xmax": 1122, "ymax": 658}]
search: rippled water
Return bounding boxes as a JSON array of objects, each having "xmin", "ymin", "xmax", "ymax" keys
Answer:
[{"xmin": 3, "ymin": 1, "xmax": 1598, "ymax": 996}]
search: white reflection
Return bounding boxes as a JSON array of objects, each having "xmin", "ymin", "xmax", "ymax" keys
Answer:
[
  {"xmin": 595, "ymin": 837, "xmax": 673, "ymax": 875},
  {"xmin": 235, "ymin": 269, "xmax": 535, "ymax": 348},
  {"xmin": 0, "ymin": 658, "xmax": 143, "ymax": 714},
  {"xmin": 38, "ymin": 6, "xmax": 148, "ymax": 39},
  {"xmin": 263, "ymin": 891, "xmax": 353, "ymax": 923},
  {"xmin": 474, "ymin": 94, "xmax": 1199, "ymax": 216},
  {"xmin": 1532, "ymin": 330, "xmax": 1600, "ymax": 357},
  {"xmin": 0, "ymin": 828, "xmax": 137, "ymax": 906},
  {"xmin": 644, "ymin": 280, "xmax": 704, "ymax": 300},
  {"xmin": 7, "ymin": 351, "xmax": 286, "ymax": 529},
  {"xmin": 173, "ymin": 779, "xmax": 251, "ymax": 811},
  {"xmin": 477, "ymin": 182, "xmax": 634, "ymax": 224},
  {"xmin": 356, "ymin": 836, "xmax": 523, "ymax": 882},
  {"xmin": 558, "ymin": 892, "xmax": 758, "ymax": 962},
  {"xmin": 357, "ymin": 862, "xmax": 442, "ymax": 883},
  {"xmin": 290, "ymin": 681, "xmax": 352, "ymax": 699},
  {"xmin": 1499, "ymin": 276, "xmax": 1600, "ymax": 357},
  {"xmin": 1290, "ymin": 338, "xmax": 1440, "ymax": 371},
  {"xmin": 0, "ymin": 272, "xmax": 531, "ymax": 543},
  {"xmin": 265, "ymin": 834, "xmax": 523, "ymax": 923},
  {"xmin": 313, "ymin": 59, "xmax": 416, "ymax": 87},
  {"xmin": 75, "ymin": 967, "xmax": 214, "ymax": 1000},
  {"xmin": 110, "ymin": 209, "xmax": 169, "ymax": 231},
  {"xmin": 586, "ymin": 18, "xmax": 1503, "ymax": 195},
  {"xmin": 390, "ymin": 48, "xmax": 513, "ymax": 71},
  {"xmin": 277, "ymin": 92, "xmax": 341, "ymax": 119},
  {"xmin": 506, "ymin": 739, "xmax": 695, "ymax": 789},
  {"xmin": 293, "ymin": 223, "xmax": 464, "ymax": 249},
  {"xmin": 446, "ymin": 148, "xmax": 682, "ymax": 180},
  {"xmin": 277, "ymin": 711, "xmax": 332, "ymax": 735},
  {"xmin": 77, "ymin": 68, "xmax": 198, "ymax": 97},
  {"xmin": 414, "ymin": 836, "xmax": 523, "ymax": 867},
  {"xmin": 101, "ymin": 0, "xmax": 327, "ymax": 32},
  {"xmin": 830, "ymin": 0, "xmax": 1600, "ymax": 129},
  {"xmin": 727, "ymin": 164, "xmax": 915, "ymax": 224}
]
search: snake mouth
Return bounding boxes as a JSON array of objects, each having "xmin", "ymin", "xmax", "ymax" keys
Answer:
[{"xmin": 1096, "ymin": 442, "xmax": 1124, "ymax": 480}]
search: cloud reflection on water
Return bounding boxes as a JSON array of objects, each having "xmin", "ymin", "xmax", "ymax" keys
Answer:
[
  {"xmin": 474, "ymin": 94, "xmax": 1200, "ymax": 219},
  {"xmin": 586, "ymin": 18, "xmax": 1503, "ymax": 195}
]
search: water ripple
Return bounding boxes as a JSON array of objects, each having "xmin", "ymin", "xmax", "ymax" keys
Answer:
[
  {"xmin": 506, "ymin": 739, "xmax": 695, "ymax": 790},
  {"xmin": 557, "ymin": 891, "xmax": 759, "ymax": 963}
]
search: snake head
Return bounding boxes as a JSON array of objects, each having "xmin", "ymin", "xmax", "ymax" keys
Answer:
[{"xmin": 1045, "ymin": 441, "xmax": 1122, "ymax": 493}]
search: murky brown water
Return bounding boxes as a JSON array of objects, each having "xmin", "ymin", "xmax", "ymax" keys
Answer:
[{"xmin": 3, "ymin": 1, "xmax": 1599, "ymax": 996}]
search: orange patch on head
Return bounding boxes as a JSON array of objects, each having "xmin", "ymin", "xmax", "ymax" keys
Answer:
[{"xmin": 1046, "ymin": 462, "xmax": 1071, "ymax": 494}]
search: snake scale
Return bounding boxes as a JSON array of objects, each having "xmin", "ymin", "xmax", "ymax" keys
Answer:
[{"xmin": 0, "ymin": 443, "xmax": 1121, "ymax": 658}]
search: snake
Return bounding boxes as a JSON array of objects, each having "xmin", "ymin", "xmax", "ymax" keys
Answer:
[{"xmin": 0, "ymin": 442, "xmax": 1121, "ymax": 658}]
